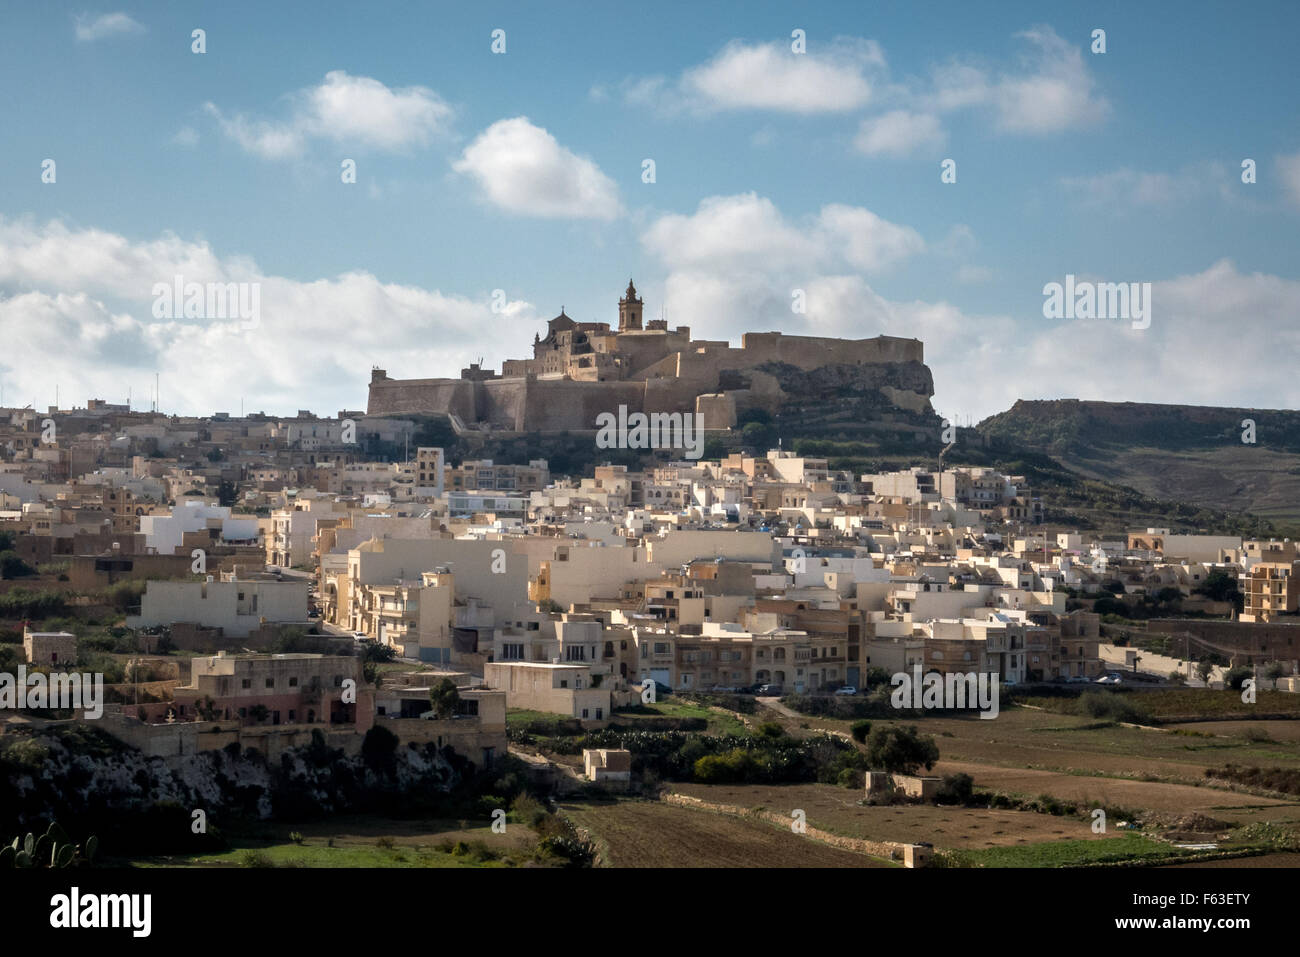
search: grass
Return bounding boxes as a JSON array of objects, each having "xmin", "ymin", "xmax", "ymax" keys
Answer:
[
  {"xmin": 1019, "ymin": 688, "xmax": 1300, "ymax": 721},
  {"xmin": 941, "ymin": 832, "xmax": 1195, "ymax": 868},
  {"xmin": 613, "ymin": 700, "xmax": 749, "ymax": 736},
  {"xmin": 169, "ymin": 840, "xmax": 512, "ymax": 868},
  {"xmin": 131, "ymin": 815, "xmax": 548, "ymax": 868}
]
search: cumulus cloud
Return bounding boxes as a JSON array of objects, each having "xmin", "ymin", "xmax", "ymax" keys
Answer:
[
  {"xmin": 638, "ymin": 197, "xmax": 1300, "ymax": 420},
  {"xmin": 74, "ymin": 12, "xmax": 144, "ymax": 42},
  {"xmin": 620, "ymin": 26, "xmax": 1105, "ymax": 146},
  {"xmin": 205, "ymin": 71, "xmax": 452, "ymax": 160},
  {"xmin": 626, "ymin": 38, "xmax": 882, "ymax": 114},
  {"xmin": 853, "ymin": 110, "xmax": 945, "ymax": 158},
  {"xmin": 852, "ymin": 25, "xmax": 1107, "ymax": 147},
  {"xmin": 0, "ymin": 218, "xmax": 535, "ymax": 415},
  {"xmin": 991, "ymin": 26, "xmax": 1109, "ymax": 133},
  {"xmin": 641, "ymin": 193, "xmax": 922, "ymax": 276},
  {"xmin": 452, "ymin": 117, "xmax": 622, "ymax": 220}
]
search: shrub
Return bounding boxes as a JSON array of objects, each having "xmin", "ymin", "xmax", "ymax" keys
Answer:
[
  {"xmin": 934, "ymin": 772, "xmax": 975, "ymax": 806},
  {"xmin": 1072, "ymin": 691, "xmax": 1151, "ymax": 725},
  {"xmin": 850, "ymin": 720, "xmax": 872, "ymax": 743},
  {"xmin": 1224, "ymin": 665, "xmax": 1254, "ymax": 691}
]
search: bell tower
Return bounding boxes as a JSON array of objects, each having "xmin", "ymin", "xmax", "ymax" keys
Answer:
[{"xmin": 618, "ymin": 278, "xmax": 643, "ymax": 332}]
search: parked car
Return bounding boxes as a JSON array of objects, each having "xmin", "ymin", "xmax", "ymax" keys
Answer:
[
  {"xmin": 1001, "ymin": 677, "xmax": 1019, "ymax": 688},
  {"xmin": 834, "ymin": 685, "xmax": 858, "ymax": 696},
  {"xmin": 1066, "ymin": 675, "xmax": 1091, "ymax": 684},
  {"xmin": 1095, "ymin": 673, "xmax": 1124, "ymax": 684},
  {"xmin": 756, "ymin": 684, "xmax": 784, "ymax": 696}
]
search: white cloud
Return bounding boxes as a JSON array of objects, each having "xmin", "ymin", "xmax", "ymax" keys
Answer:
[
  {"xmin": 74, "ymin": 12, "xmax": 144, "ymax": 42},
  {"xmin": 639, "ymin": 197, "xmax": 1300, "ymax": 420},
  {"xmin": 853, "ymin": 110, "xmax": 945, "ymax": 158},
  {"xmin": 0, "ymin": 218, "xmax": 535, "ymax": 416},
  {"xmin": 627, "ymin": 39, "xmax": 882, "ymax": 115},
  {"xmin": 641, "ymin": 193, "xmax": 922, "ymax": 276},
  {"xmin": 908, "ymin": 27, "xmax": 1107, "ymax": 136},
  {"xmin": 817, "ymin": 205, "xmax": 926, "ymax": 272},
  {"xmin": 992, "ymin": 26, "xmax": 1108, "ymax": 133},
  {"xmin": 205, "ymin": 71, "xmax": 452, "ymax": 160},
  {"xmin": 1278, "ymin": 152, "xmax": 1300, "ymax": 208},
  {"xmin": 452, "ymin": 117, "xmax": 622, "ymax": 220}
]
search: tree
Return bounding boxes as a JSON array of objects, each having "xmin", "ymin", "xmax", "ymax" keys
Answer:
[
  {"xmin": 0, "ymin": 552, "xmax": 36, "ymax": 580},
  {"xmin": 1194, "ymin": 570, "xmax": 1241, "ymax": 604},
  {"xmin": 428, "ymin": 678, "xmax": 461, "ymax": 720},
  {"xmin": 360, "ymin": 724, "xmax": 399, "ymax": 774},
  {"xmin": 864, "ymin": 667, "xmax": 891, "ymax": 689},
  {"xmin": 850, "ymin": 720, "xmax": 872, "ymax": 743},
  {"xmin": 865, "ymin": 724, "xmax": 939, "ymax": 775},
  {"xmin": 1224, "ymin": 665, "xmax": 1253, "ymax": 690},
  {"xmin": 1196, "ymin": 659, "xmax": 1215, "ymax": 683}
]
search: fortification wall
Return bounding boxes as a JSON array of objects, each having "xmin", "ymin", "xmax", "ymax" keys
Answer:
[
  {"xmin": 520, "ymin": 379, "xmax": 648, "ymax": 430},
  {"xmin": 478, "ymin": 379, "xmax": 531, "ymax": 430},
  {"xmin": 740, "ymin": 332, "xmax": 923, "ymax": 368},
  {"xmin": 367, "ymin": 376, "xmax": 476, "ymax": 418}
]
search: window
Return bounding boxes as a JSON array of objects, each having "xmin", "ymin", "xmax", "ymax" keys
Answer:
[
  {"xmin": 265, "ymin": 678, "xmax": 275, "ymax": 688},
  {"xmin": 289, "ymin": 676, "xmax": 298, "ymax": 687},
  {"xmin": 333, "ymin": 675, "xmax": 343, "ymax": 687},
  {"xmin": 241, "ymin": 679, "xmax": 251, "ymax": 689},
  {"xmin": 581, "ymin": 708, "xmax": 589, "ymax": 718}
]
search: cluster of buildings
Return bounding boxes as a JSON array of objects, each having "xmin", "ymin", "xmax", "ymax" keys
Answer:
[{"xmin": 3, "ymin": 317, "xmax": 1299, "ymax": 766}]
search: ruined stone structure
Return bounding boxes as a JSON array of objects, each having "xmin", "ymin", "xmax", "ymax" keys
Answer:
[{"xmin": 367, "ymin": 280, "xmax": 933, "ymax": 432}]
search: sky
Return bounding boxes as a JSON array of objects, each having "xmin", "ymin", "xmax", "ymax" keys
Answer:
[{"xmin": 0, "ymin": 0, "xmax": 1297, "ymax": 422}]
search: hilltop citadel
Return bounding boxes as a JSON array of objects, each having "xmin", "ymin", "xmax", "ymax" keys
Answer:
[{"xmin": 368, "ymin": 280, "xmax": 933, "ymax": 433}]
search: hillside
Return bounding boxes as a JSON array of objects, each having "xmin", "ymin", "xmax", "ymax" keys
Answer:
[{"xmin": 978, "ymin": 400, "xmax": 1300, "ymax": 526}]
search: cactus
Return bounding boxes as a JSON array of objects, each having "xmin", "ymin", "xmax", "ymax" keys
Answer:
[{"xmin": 2, "ymin": 823, "xmax": 98, "ymax": 868}]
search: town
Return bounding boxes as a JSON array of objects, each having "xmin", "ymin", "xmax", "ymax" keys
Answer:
[{"xmin": 1, "ymin": 344, "xmax": 1298, "ymax": 870}]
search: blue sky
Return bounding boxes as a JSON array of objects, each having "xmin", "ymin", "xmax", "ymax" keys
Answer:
[{"xmin": 0, "ymin": 0, "xmax": 1297, "ymax": 420}]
